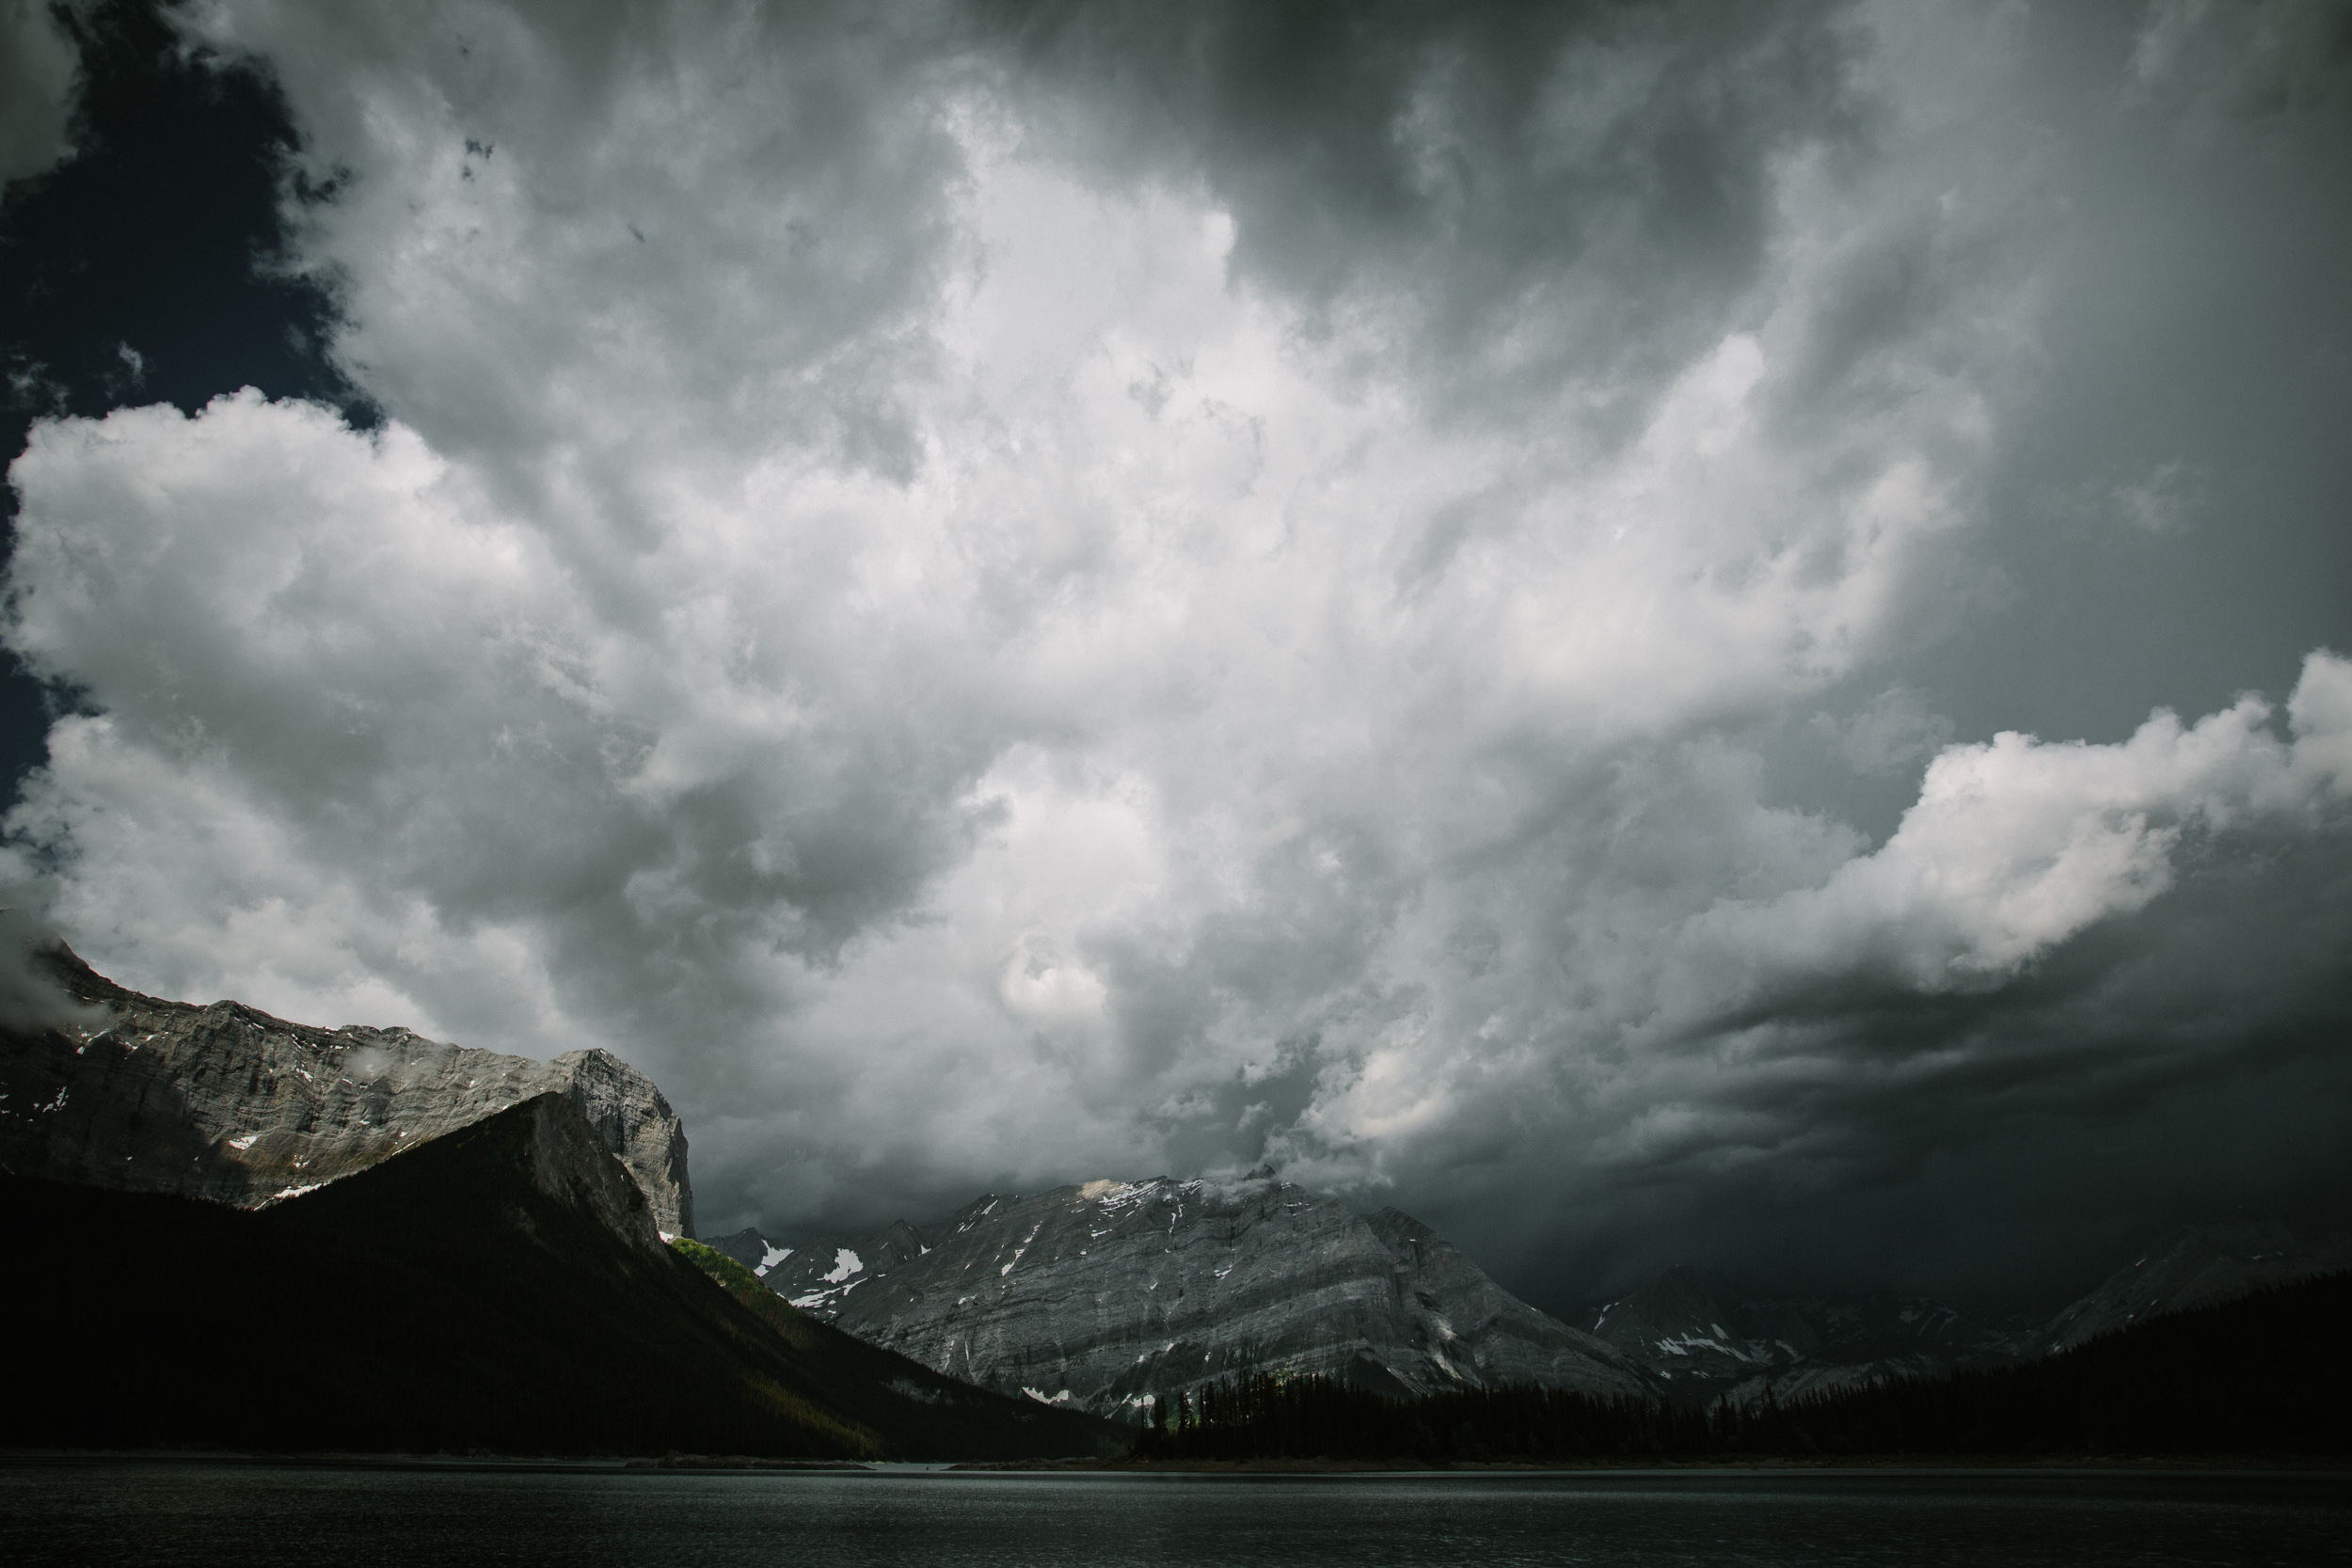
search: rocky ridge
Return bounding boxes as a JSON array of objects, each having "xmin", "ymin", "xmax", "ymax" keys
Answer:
[
  {"xmin": 704, "ymin": 1172, "xmax": 1648, "ymax": 1417},
  {"xmin": 0, "ymin": 943, "xmax": 693, "ymax": 1233}
]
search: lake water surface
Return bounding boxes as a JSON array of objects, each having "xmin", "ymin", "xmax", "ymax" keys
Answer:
[{"xmin": 4, "ymin": 1462, "xmax": 2345, "ymax": 1566}]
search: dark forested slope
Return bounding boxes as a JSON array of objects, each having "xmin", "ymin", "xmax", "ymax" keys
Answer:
[
  {"xmin": 1729, "ymin": 1269, "xmax": 2352, "ymax": 1457},
  {"xmin": 672, "ymin": 1238, "xmax": 1122, "ymax": 1459},
  {"xmin": 1134, "ymin": 1271, "xmax": 2352, "ymax": 1463},
  {"xmin": 1, "ymin": 1094, "xmax": 1114, "ymax": 1460}
]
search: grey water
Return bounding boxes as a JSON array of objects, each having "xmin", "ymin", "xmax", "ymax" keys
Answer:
[{"xmin": 3, "ymin": 1463, "xmax": 2346, "ymax": 1567}]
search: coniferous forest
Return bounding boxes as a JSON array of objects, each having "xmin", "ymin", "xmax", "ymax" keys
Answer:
[{"xmin": 1130, "ymin": 1272, "xmax": 2352, "ymax": 1464}]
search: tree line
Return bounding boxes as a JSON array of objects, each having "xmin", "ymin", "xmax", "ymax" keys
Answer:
[{"xmin": 1131, "ymin": 1271, "xmax": 2350, "ymax": 1463}]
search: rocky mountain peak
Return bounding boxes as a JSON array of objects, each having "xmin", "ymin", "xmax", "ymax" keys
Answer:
[
  {"xmin": 706, "ymin": 1172, "xmax": 1647, "ymax": 1417},
  {"xmin": 0, "ymin": 945, "xmax": 692, "ymax": 1234},
  {"xmin": 510, "ymin": 1091, "xmax": 667, "ymax": 1257},
  {"xmin": 546, "ymin": 1047, "xmax": 694, "ymax": 1236}
]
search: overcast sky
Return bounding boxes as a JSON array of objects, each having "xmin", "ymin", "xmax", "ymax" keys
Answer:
[{"xmin": 3, "ymin": 0, "xmax": 2347, "ymax": 1315}]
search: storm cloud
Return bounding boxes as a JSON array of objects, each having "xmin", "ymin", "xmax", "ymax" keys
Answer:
[{"xmin": 4, "ymin": 0, "xmax": 2347, "ymax": 1315}]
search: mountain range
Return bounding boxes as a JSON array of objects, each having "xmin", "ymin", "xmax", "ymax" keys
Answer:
[
  {"xmin": 5, "ymin": 939, "xmax": 2340, "ymax": 1456},
  {"xmin": 1566, "ymin": 1223, "xmax": 2351, "ymax": 1406},
  {"xmin": 2, "ymin": 1089, "xmax": 1116, "ymax": 1457},
  {"xmin": 0, "ymin": 942, "xmax": 1116, "ymax": 1459},
  {"xmin": 711, "ymin": 1196, "xmax": 2348, "ymax": 1415}
]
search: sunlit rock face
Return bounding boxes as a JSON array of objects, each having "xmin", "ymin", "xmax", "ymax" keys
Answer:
[
  {"xmin": 709, "ymin": 1173, "xmax": 1646, "ymax": 1417},
  {"xmin": 0, "ymin": 945, "xmax": 694, "ymax": 1235}
]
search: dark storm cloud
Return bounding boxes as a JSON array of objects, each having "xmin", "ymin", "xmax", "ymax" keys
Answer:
[
  {"xmin": 1463, "ymin": 824, "xmax": 2352, "ymax": 1314},
  {"xmin": 1369, "ymin": 660, "xmax": 2352, "ymax": 1313},
  {"xmin": 4, "ymin": 0, "xmax": 2348, "ymax": 1314},
  {"xmin": 1877, "ymin": 0, "xmax": 2352, "ymax": 751},
  {"xmin": 0, "ymin": 2, "xmax": 77, "ymax": 186},
  {"xmin": 984, "ymin": 0, "xmax": 1868, "ymax": 424}
]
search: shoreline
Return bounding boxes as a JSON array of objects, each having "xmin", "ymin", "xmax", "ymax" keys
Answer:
[
  {"xmin": 5, "ymin": 1448, "xmax": 2347, "ymax": 1477},
  {"xmin": 952, "ymin": 1453, "xmax": 2352, "ymax": 1475}
]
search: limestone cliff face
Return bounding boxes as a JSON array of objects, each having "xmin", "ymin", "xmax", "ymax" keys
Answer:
[
  {"xmin": 0, "ymin": 944, "xmax": 693, "ymax": 1235},
  {"xmin": 710, "ymin": 1174, "xmax": 1645, "ymax": 1416},
  {"xmin": 505, "ymin": 1091, "xmax": 670, "ymax": 1259},
  {"xmin": 549, "ymin": 1044, "xmax": 696, "ymax": 1238}
]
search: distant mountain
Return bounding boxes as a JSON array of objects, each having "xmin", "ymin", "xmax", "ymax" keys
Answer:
[
  {"xmin": 1733, "ymin": 1270, "xmax": 2352, "ymax": 1457},
  {"xmin": 1, "ymin": 1092, "xmax": 1118, "ymax": 1459},
  {"xmin": 1587, "ymin": 1222, "xmax": 2351, "ymax": 1406},
  {"xmin": 1583, "ymin": 1266, "xmax": 2024, "ymax": 1406},
  {"xmin": 2021, "ymin": 1221, "xmax": 2352, "ymax": 1357},
  {"xmin": 1585, "ymin": 1266, "xmax": 1771, "ymax": 1388},
  {"xmin": 707, "ymin": 1213, "xmax": 940, "ymax": 1307},
  {"xmin": 0, "ymin": 942, "xmax": 692, "ymax": 1232},
  {"xmin": 1134, "ymin": 1271, "xmax": 2352, "ymax": 1463},
  {"xmin": 1719, "ymin": 1291, "xmax": 2026, "ymax": 1403},
  {"xmin": 703, "ymin": 1173, "xmax": 1648, "ymax": 1417}
]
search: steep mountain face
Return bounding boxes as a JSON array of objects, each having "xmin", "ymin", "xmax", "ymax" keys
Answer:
[
  {"xmin": 704, "ymin": 1174, "xmax": 1647, "ymax": 1416},
  {"xmin": 0, "ymin": 943, "xmax": 693, "ymax": 1233},
  {"xmin": 2023, "ymin": 1222, "xmax": 2352, "ymax": 1357},
  {"xmin": 2, "ymin": 1093, "xmax": 1115, "ymax": 1459},
  {"xmin": 1362, "ymin": 1208, "xmax": 1647, "ymax": 1392}
]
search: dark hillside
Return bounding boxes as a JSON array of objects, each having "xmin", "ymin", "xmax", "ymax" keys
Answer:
[
  {"xmin": 672, "ymin": 1239, "xmax": 1123, "ymax": 1458},
  {"xmin": 1733, "ymin": 1269, "xmax": 2352, "ymax": 1457},
  {"xmin": 0, "ymin": 1095, "xmax": 1108, "ymax": 1459}
]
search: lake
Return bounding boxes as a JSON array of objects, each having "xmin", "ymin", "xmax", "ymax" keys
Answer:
[{"xmin": 3, "ymin": 1462, "xmax": 2345, "ymax": 1566}]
